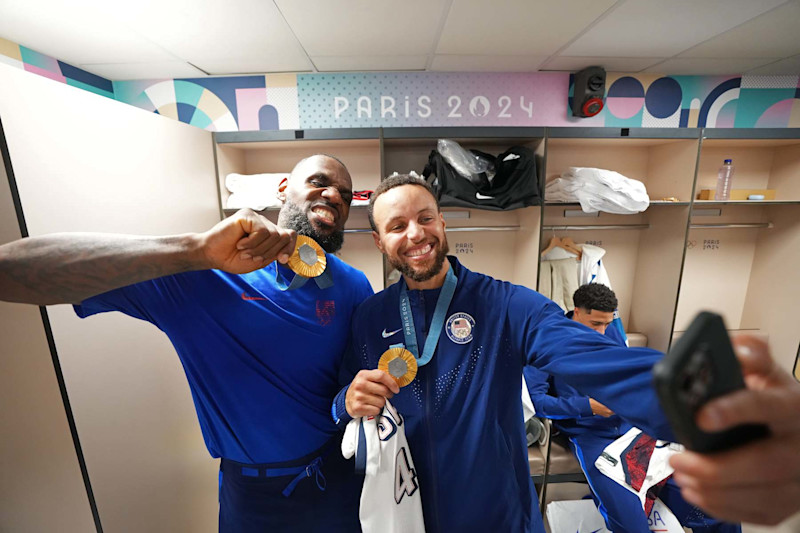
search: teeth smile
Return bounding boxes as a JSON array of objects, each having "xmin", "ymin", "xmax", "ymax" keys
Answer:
[
  {"xmin": 406, "ymin": 243, "xmax": 433, "ymax": 257},
  {"xmin": 312, "ymin": 207, "xmax": 335, "ymax": 223}
]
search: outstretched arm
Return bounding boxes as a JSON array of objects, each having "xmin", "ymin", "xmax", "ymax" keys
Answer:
[
  {"xmin": 670, "ymin": 335, "xmax": 800, "ymax": 526},
  {"xmin": 523, "ymin": 366, "xmax": 595, "ymax": 420},
  {"xmin": 0, "ymin": 208, "xmax": 295, "ymax": 305}
]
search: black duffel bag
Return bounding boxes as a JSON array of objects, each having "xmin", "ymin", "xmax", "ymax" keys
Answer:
[{"xmin": 422, "ymin": 145, "xmax": 541, "ymax": 210}]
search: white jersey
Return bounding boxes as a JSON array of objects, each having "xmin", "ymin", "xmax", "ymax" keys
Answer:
[
  {"xmin": 342, "ymin": 400, "xmax": 425, "ymax": 533},
  {"xmin": 594, "ymin": 427, "xmax": 683, "ymax": 512}
]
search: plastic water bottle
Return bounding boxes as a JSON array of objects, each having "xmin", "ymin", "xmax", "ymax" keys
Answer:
[{"xmin": 715, "ymin": 159, "xmax": 734, "ymax": 201}]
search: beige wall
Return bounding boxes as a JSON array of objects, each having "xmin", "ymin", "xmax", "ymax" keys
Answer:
[
  {"xmin": 0, "ymin": 63, "xmax": 220, "ymax": 532},
  {"xmin": 0, "ymin": 113, "xmax": 96, "ymax": 533}
]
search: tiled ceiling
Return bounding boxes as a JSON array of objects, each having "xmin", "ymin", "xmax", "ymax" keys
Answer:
[{"xmin": 0, "ymin": 0, "xmax": 798, "ymax": 80}]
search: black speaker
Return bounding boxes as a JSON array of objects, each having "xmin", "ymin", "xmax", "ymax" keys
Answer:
[{"xmin": 571, "ymin": 66, "xmax": 606, "ymax": 118}]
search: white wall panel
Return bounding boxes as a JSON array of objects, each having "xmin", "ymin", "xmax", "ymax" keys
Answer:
[
  {"xmin": 0, "ymin": 62, "xmax": 220, "ymax": 533},
  {"xmin": 0, "ymin": 106, "xmax": 96, "ymax": 533}
]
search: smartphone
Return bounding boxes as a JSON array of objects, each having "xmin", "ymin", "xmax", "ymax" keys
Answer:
[{"xmin": 653, "ymin": 311, "xmax": 769, "ymax": 453}]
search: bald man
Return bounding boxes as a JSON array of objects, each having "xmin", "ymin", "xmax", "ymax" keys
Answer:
[{"xmin": 0, "ymin": 155, "xmax": 372, "ymax": 532}]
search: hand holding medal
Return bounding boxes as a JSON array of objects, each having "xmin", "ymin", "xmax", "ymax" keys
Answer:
[{"xmin": 378, "ymin": 347, "xmax": 417, "ymax": 387}]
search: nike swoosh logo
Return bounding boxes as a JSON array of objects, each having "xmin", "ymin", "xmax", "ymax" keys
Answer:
[
  {"xmin": 241, "ymin": 291, "xmax": 268, "ymax": 301},
  {"xmin": 382, "ymin": 328, "xmax": 402, "ymax": 338},
  {"xmin": 475, "ymin": 192, "xmax": 495, "ymax": 200}
]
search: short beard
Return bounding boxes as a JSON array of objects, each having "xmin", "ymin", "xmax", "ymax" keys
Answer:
[
  {"xmin": 278, "ymin": 200, "xmax": 344, "ymax": 253},
  {"xmin": 390, "ymin": 239, "xmax": 449, "ymax": 283}
]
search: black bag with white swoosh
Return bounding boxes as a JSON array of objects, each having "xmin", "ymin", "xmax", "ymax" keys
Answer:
[{"xmin": 421, "ymin": 145, "xmax": 541, "ymax": 210}]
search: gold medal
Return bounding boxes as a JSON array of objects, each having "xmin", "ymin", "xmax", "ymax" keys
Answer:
[
  {"xmin": 378, "ymin": 347, "xmax": 418, "ymax": 387},
  {"xmin": 287, "ymin": 235, "xmax": 327, "ymax": 278}
]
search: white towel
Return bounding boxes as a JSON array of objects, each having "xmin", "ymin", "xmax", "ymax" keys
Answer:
[
  {"xmin": 546, "ymin": 167, "xmax": 650, "ymax": 214},
  {"xmin": 224, "ymin": 172, "xmax": 288, "ymax": 210}
]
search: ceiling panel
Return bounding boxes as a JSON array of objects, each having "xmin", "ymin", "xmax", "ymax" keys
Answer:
[
  {"xmin": 642, "ymin": 57, "xmax": 778, "ymax": 75},
  {"xmin": 104, "ymin": 0, "xmax": 312, "ymax": 74},
  {"xmin": 745, "ymin": 54, "xmax": 800, "ymax": 75},
  {"xmin": 436, "ymin": 0, "xmax": 617, "ymax": 56},
  {"xmin": 312, "ymin": 55, "xmax": 427, "ymax": 72},
  {"xmin": 431, "ymin": 54, "xmax": 549, "ymax": 72},
  {"xmin": 543, "ymin": 56, "xmax": 663, "ymax": 72},
  {"xmin": 679, "ymin": 2, "xmax": 800, "ymax": 59},
  {"xmin": 194, "ymin": 57, "xmax": 312, "ymax": 76},
  {"xmin": 0, "ymin": 0, "xmax": 177, "ymax": 65},
  {"xmin": 563, "ymin": 0, "xmax": 788, "ymax": 57},
  {"xmin": 81, "ymin": 62, "xmax": 207, "ymax": 81},
  {"xmin": 277, "ymin": 0, "xmax": 450, "ymax": 56}
]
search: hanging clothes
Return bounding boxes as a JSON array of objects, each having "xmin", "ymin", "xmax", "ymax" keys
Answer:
[
  {"xmin": 579, "ymin": 244, "xmax": 628, "ymax": 344},
  {"xmin": 538, "ymin": 257, "xmax": 579, "ymax": 312}
]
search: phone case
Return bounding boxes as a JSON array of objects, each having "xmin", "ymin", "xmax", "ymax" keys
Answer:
[{"xmin": 653, "ymin": 311, "xmax": 768, "ymax": 452}]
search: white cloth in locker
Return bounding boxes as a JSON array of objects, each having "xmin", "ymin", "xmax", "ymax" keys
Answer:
[
  {"xmin": 225, "ymin": 172, "xmax": 288, "ymax": 210},
  {"xmin": 341, "ymin": 400, "xmax": 425, "ymax": 533},
  {"xmin": 545, "ymin": 167, "xmax": 649, "ymax": 214},
  {"xmin": 579, "ymin": 244, "xmax": 628, "ymax": 345},
  {"xmin": 538, "ymin": 257, "xmax": 578, "ymax": 312},
  {"xmin": 579, "ymin": 244, "xmax": 612, "ymax": 288}
]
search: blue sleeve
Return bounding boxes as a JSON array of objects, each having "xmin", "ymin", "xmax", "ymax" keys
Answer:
[
  {"xmin": 509, "ymin": 287, "xmax": 674, "ymax": 441},
  {"xmin": 331, "ymin": 284, "xmax": 372, "ymax": 428},
  {"xmin": 73, "ymin": 277, "xmax": 173, "ymax": 325},
  {"xmin": 332, "ymin": 338, "xmax": 361, "ymax": 428},
  {"xmin": 523, "ymin": 366, "xmax": 593, "ymax": 420}
]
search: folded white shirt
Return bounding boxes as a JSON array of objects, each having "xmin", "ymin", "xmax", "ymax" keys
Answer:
[{"xmin": 545, "ymin": 167, "xmax": 649, "ymax": 214}]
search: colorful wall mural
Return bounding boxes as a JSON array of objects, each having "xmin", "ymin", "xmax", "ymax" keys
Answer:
[{"xmin": 2, "ymin": 37, "xmax": 799, "ymax": 132}]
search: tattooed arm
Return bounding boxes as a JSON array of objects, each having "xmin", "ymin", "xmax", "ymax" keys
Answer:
[{"xmin": 0, "ymin": 209, "xmax": 296, "ymax": 305}]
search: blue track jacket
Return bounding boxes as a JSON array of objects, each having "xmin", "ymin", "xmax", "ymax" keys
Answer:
[
  {"xmin": 335, "ymin": 257, "xmax": 672, "ymax": 533},
  {"xmin": 523, "ymin": 314, "xmax": 631, "ymax": 439}
]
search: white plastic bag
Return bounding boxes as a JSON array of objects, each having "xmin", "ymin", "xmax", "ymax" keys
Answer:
[
  {"xmin": 546, "ymin": 498, "xmax": 683, "ymax": 532},
  {"xmin": 545, "ymin": 500, "xmax": 611, "ymax": 533},
  {"xmin": 437, "ymin": 139, "xmax": 493, "ymax": 184}
]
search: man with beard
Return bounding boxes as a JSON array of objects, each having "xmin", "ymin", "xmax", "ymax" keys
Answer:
[
  {"xmin": 0, "ymin": 154, "xmax": 372, "ymax": 532},
  {"xmin": 334, "ymin": 174, "xmax": 680, "ymax": 532}
]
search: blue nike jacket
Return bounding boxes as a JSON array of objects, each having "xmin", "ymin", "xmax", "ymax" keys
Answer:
[
  {"xmin": 523, "ymin": 314, "xmax": 631, "ymax": 439},
  {"xmin": 335, "ymin": 257, "xmax": 672, "ymax": 533}
]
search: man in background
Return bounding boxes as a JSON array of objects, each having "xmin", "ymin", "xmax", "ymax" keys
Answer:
[
  {"xmin": 525, "ymin": 283, "xmax": 740, "ymax": 532},
  {"xmin": 0, "ymin": 154, "xmax": 370, "ymax": 532}
]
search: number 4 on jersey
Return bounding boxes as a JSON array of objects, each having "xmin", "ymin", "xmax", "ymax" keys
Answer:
[{"xmin": 394, "ymin": 446, "xmax": 419, "ymax": 504}]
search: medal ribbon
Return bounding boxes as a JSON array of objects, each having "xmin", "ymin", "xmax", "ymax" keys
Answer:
[
  {"xmin": 398, "ymin": 264, "xmax": 457, "ymax": 367},
  {"xmin": 275, "ymin": 263, "xmax": 333, "ymax": 291}
]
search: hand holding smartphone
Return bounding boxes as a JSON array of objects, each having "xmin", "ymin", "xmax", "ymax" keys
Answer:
[{"xmin": 653, "ymin": 311, "xmax": 769, "ymax": 452}]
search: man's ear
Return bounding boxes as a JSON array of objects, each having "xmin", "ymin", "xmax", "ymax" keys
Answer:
[
  {"xmin": 439, "ymin": 211, "xmax": 446, "ymax": 229},
  {"xmin": 277, "ymin": 177, "xmax": 288, "ymax": 202},
  {"xmin": 372, "ymin": 231, "xmax": 385, "ymax": 253}
]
